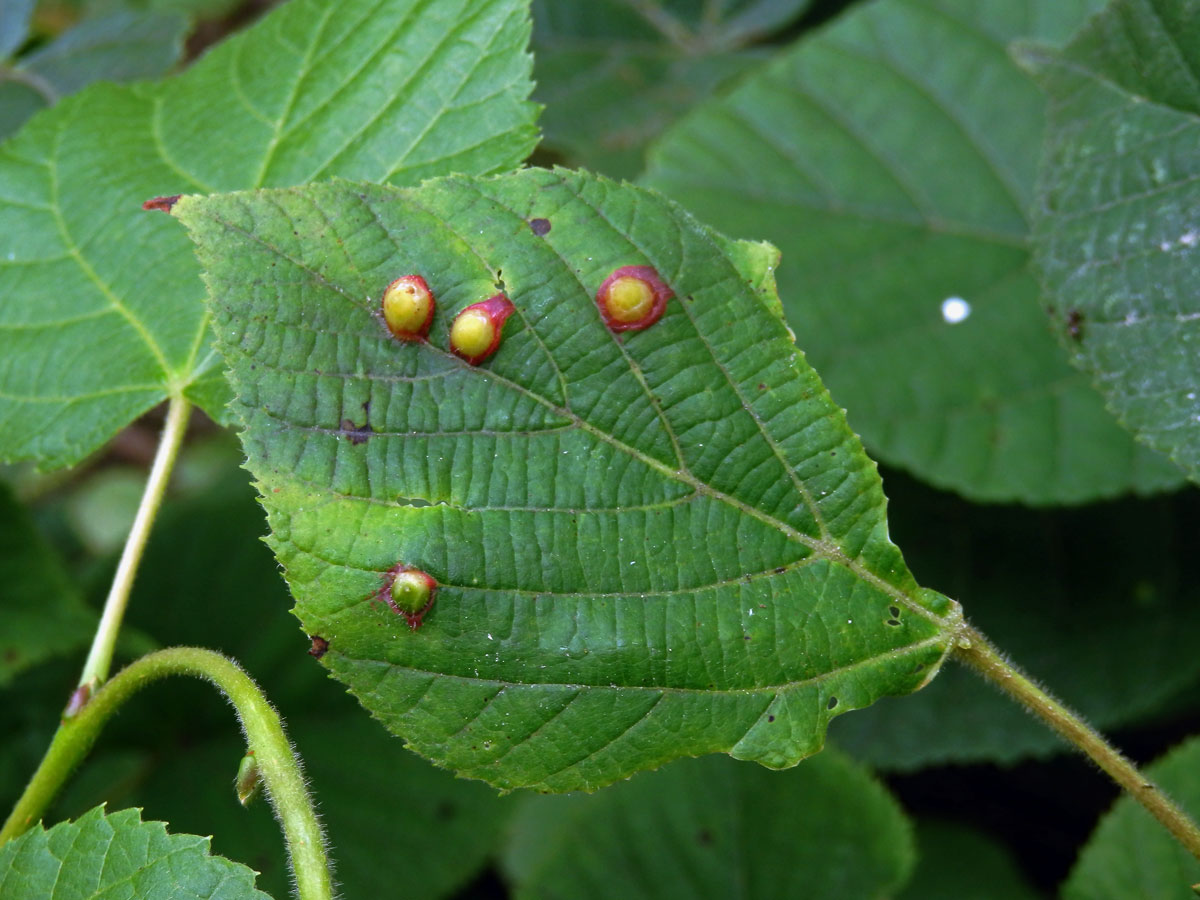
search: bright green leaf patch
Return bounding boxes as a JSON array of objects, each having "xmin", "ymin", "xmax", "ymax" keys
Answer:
[
  {"xmin": 1028, "ymin": 0, "xmax": 1200, "ymax": 482},
  {"xmin": 0, "ymin": 0, "xmax": 538, "ymax": 469},
  {"xmin": 1065, "ymin": 737, "xmax": 1200, "ymax": 899},
  {"xmin": 177, "ymin": 168, "xmax": 958, "ymax": 792},
  {"xmin": 0, "ymin": 805, "xmax": 271, "ymax": 899},
  {"xmin": 644, "ymin": 0, "xmax": 1185, "ymax": 503},
  {"xmin": 501, "ymin": 750, "xmax": 913, "ymax": 899}
]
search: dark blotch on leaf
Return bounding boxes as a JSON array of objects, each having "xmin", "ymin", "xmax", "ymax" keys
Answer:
[
  {"xmin": 529, "ymin": 217, "xmax": 551, "ymax": 236},
  {"xmin": 142, "ymin": 194, "xmax": 182, "ymax": 213},
  {"xmin": 339, "ymin": 418, "xmax": 373, "ymax": 445},
  {"xmin": 827, "ymin": 696, "xmax": 839, "ymax": 710},
  {"xmin": 308, "ymin": 635, "xmax": 329, "ymax": 658},
  {"xmin": 1066, "ymin": 309, "xmax": 1085, "ymax": 342},
  {"xmin": 696, "ymin": 828, "xmax": 713, "ymax": 846}
]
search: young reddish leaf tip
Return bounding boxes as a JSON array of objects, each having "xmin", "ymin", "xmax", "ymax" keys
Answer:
[
  {"xmin": 142, "ymin": 195, "xmax": 182, "ymax": 213},
  {"xmin": 377, "ymin": 565, "xmax": 437, "ymax": 631},
  {"xmin": 449, "ymin": 294, "xmax": 515, "ymax": 365},
  {"xmin": 596, "ymin": 265, "xmax": 672, "ymax": 332},
  {"xmin": 382, "ymin": 274, "xmax": 435, "ymax": 341}
]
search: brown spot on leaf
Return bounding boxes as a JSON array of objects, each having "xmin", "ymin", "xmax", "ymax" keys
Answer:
[
  {"xmin": 308, "ymin": 635, "xmax": 329, "ymax": 658},
  {"xmin": 529, "ymin": 217, "xmax": 551, "ymax": 236},
  {"xmin": 142, "ymin": 195, "xmax": 181, "ymax": 213}
]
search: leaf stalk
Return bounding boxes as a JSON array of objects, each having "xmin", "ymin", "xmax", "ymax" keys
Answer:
[
  {"xmin": 955, "ymin": 624, "xmax": 1200, "ymax": 862},
  {"xmin": 0, "ymin": 647, "xmax": 333, "ymax": 900},
  {"xmin": 78, "ymin": 394, "xmax": 191, "ymax": 689}
]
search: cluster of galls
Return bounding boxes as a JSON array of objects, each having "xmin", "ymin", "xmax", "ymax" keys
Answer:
[
  {"xmin": 380, "ymin": 274, "xmax": 515, "ymax": 365},
  {"xmin": 380, "ymin": 263, "xmax": 673, "ymax": 363},
  {"xmin": 376, "ymin": 263, "xmax": 673, "ymax": 632}
]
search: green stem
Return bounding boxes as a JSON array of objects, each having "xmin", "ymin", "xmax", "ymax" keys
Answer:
[
  {"xmin": 955, "ymin": 624, "xmax": 1200, "ymax": 862},
  {"xmin": 79, "ymin": 395, "xmax": 191, "ymax": 689},
  {"xmin": 0, "ymin": 648, "xmax": 333, "ymax": 900}
]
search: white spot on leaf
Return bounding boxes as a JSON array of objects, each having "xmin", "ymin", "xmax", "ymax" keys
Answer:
[{"xmin": 941, "ymin": 297, "xmax": 970, "ymax": 324}]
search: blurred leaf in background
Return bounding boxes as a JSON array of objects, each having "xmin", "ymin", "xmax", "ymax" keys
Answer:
[
  {"xmin": 644, "ymin": 0, "xmax": 1185, "ymax": 503},
  {"xmin": 533, "ymin": 0, "xmax": 812, "ymax": 178}
]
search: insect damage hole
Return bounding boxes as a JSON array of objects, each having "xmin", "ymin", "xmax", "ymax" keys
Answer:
[
  {"xmin": 450, "ymin": 294, "xmax": 515, "ymax": 365},
  {"xmin": 596, "ymin": 265, "xmax": 672, "ymax": 332},
  {"xmin": 381, "ymin": 274, "xmax": 435, "ymax": 341}
]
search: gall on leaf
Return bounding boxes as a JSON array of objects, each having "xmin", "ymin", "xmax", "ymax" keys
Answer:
[
  {"xmin": 381, "ymin": 274, "xmax": 435, "ymax": 341},
  {"xmin": 376, "ymin": 564, "xmax": 437, "ymax": 631},
  {"xmin": 595, "ymin": 265, "xmax": 672, "ymax": 332},
  {"xmin": 449, "ymin": 294, "xmax": 515, "ymax": 365}
]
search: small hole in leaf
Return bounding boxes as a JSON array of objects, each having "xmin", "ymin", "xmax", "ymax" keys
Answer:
[{"xmin": 827, "ymin": 696, "xmax": 838, "ymax": 710}]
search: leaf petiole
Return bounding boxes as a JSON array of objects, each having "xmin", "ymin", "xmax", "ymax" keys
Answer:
[
  {"xmin": 0, "ymin": 647, "xmax": 333, "ymax": 900},
  {"xmin": 956, "ymin": 625, "xmax": 1200, "ymax": 863},
  {"xmin": 78, "ymin": 393, "xmax": 191, "ymax": 689}
]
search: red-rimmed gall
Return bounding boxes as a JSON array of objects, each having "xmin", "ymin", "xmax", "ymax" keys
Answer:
[
  {"xmin": 379, "ymin": 564, "xmax": 437, "ymax": 631},
  {"xmin": 450, "ymin": 294, "xmax": 515, "ymax": 364},
  {"xmin": 595, "ymin": 265, "xmax": 672, "ymax": 332},
  {"xmin": 382, "ymin": 275, "xmax": 435, "ymax": 341}
]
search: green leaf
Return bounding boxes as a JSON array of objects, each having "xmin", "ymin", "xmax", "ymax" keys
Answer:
[
  {"xmin": 0, "ymin": 0, "xmax": 33, "ymax": 59},
  {"xmin": 501, "ymin": 750, "xmax": 913, "ymax": 899},
  {"xmin": 1064, "ymin": 737, "xmax": 1200, "ymax": 899},
  {"xmin": 0, "ymin": 10, "xmax": 190, "ymax": 142},
  {"xmin": 832, "ymin": 472, "xmax": 1200, "ymax": 769},
  {"xmin": 532, "ymin": 0, "xmax": 809, "ymax": 178},
  {"xmin": 896, "ymin": 819, "xmax": 1037, "ymax": 900},
  {"xmin": 0, "ymin": 481, "xmax": 95, "ymax": 685},
  {"xmin": 175, "ymin": 168, "xmax": 959, "ymax": 792},
  {"xmin": 0, "ymin": 805, "xmax": 271, "ymax": 899},
  {"xmin": 0, "ymin": 0, "xmax": 538, "ymax": 470},
  {"xmin": 19, "ymin": 10, "xmax": 189, "ymax": 98},
  {"xmin": 1027, "ymin": 0, "xmax": 1200, "ymax": 482},
  {"xmin": 643, "ymin": 0, "xmax": 1185, "ymax": 503}
]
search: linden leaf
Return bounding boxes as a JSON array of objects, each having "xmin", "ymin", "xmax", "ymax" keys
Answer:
[
  {"xmin": 0, "ymin": 806, "xmax": 270, "ymax": 899},
  {"xmin": 0, "ymin": 0, "xmax": 538, "ymax": 469},
  {"xmin": 532, "ymin": 0, "xmax": 810, "ymax": 178},
  {"xmin": 1027, "ymin": 0, "xmax": 1200, "ymax": 482},
  {"xmin": 176, "ymin": 168, "xmax": 958, "ymax": 792},
  {"xmin": 502, "ymin": 750, "xmax": 913, "ymax": 899},
  {"xmin": 643, "ymin": 0, "xmax": 1185, "ymax": 503}
]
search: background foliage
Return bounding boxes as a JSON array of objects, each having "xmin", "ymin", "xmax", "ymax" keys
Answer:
[{"xmin": 2, "ymin": 0, "xmax": 1199, "ymax": 897}]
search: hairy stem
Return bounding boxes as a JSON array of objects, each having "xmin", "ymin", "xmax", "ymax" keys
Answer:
[
  {"xmin": 79, "ymin": 395, "xmax": 191, "ymax": 689},
  {"xmin": 955, "ymin": 624, "xmax": 1200, "ymax": 862},
  {"xmin": 0, "ymin": 648, "xmax": 332, "ymax": 900}
]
